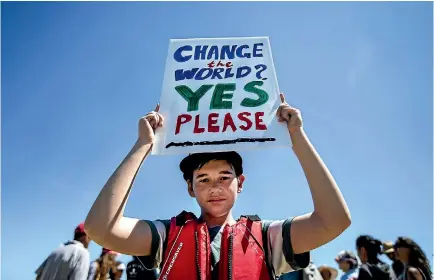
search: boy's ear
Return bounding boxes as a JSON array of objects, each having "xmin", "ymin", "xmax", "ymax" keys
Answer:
[
  {"xmin": 187, "ymin": 181, "xmax": 195, "ymax": 198},
  {"xmin": 237, "ymin": 174, "xmax": 245, "ymax": 193}
]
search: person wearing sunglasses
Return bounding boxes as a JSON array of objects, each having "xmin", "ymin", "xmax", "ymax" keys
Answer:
[{"xmin": 394, "ymin": 237, "xmax": 432, "ymax": 280}]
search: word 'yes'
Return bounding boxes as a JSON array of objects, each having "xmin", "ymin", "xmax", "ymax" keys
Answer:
[{"xmin": 175, "ymin": 81, "xmax": 269, "ymax": 112}]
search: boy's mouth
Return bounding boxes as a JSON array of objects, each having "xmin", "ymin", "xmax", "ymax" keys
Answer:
[{"xmin": 208, "ymin": 198, "xmax": 226, "ymax": 203}]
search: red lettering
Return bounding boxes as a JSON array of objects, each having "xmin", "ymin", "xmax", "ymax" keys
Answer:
[
  {"xmin": 217, "ymin": 60, "xmax": 225, "ymax": 67},
  {"xmin": 255, "ymin": 112, "xmax": 267, "ymax": 130},
  {"xmin": 238, "ymin": 112, "xmax": 253, "ymax": 131},
  {"xmin": 207, "ymin": 61, "xmax": 215, "ymax": 68},
  {"xmin": 193, "ymin": 115, "xmax": 205, "ymax": 134},
  {"xmin": 208, "ymin": 113, "xmax": 219, "ymax": 132},
  {"xmin": 222, "ymin": 113, "xmax": 237, "ymax": 132},
  {"xmin": 226, "ymin": 62, "xmax": 233, "ymax": 68},
  {"xmin": 175, "ymin": 114, "xmax": 192, "ymax": 135}
]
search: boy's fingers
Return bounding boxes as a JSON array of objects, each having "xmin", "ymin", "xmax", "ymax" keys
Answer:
[
  {"xmin": 276, "ymin": 104, "xmax": 283, "ymax": 118},
  {"xmin": 280, "ymin": 93, "xmax": 286, "ymax": 103}
]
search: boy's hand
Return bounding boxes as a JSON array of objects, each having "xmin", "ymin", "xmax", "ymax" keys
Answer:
[
  {"xmin": 138, "ymin": 104, "xmax": 164, "ymax": 144},
  {"xmin": 276, "ymin": 93, "xmax": 303, "ymax": 134}
]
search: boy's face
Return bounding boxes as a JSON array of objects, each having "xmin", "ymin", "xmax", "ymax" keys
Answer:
[{"xmin": 188, "ymin": 159, "xmax": 244, "ymax": 218}]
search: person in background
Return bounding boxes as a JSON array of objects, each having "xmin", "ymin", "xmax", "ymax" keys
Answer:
[
  {"xmin": 318, "ymin": 265, "xmax": 338, "ymax": 280},
  {"xmin": 356, "ymin": 235, "xmax": 394, "ymax": 280},
  {"xmin": 279, "ymin": 262, "xmax": 324, "ymax": 280},
  {"xmin": 126, "ymin": 256, "xmax": 158, "ymax": 280},
  {"xmin": 383, "ymin": 241, "xmax": 404, "ymax": 278},
  {"xmin": 87, "ymin": 248, "xmax": 118, "ymax": 280},
  {"xmin": 335, "ymin": 250, "xmax": 358, "ymax": 280},
  {"xmin": 110, "ymin": 261, "xmax": 126, "ymax": 280},
  {"xmin": 35, "ymin": 223, "xmax": 91, "ymax": 280},
  {"xmin": 394, "ymin": 237, "xmax": 432, "ymax": 280}
]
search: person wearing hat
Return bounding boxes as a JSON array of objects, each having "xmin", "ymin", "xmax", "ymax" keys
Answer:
[
  {"xmin": 335, "ymin": 250, "xmax": 359, "ymax": 280},
  {"xmin": 318, "ymin": 265, "xmax": 338, "ymax": 280},
  {"xmin": 382, "ymin": 241, "xmax": 404, "ymax": 278},
  {"xmin": 85, "ymin": 95, "xmax": 351, "ymax": 279},
  {"xmin": 35, "ymin": 223, "xmax": 91, "ymax": 280},
  {"xmin": 87, "ymin": 248, "xmax": 120, "ymax": 280}
]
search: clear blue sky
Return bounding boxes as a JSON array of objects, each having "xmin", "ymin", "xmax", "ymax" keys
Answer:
[{"xmin": 2, "ymin": 2, "xmax": 432, "ymax": 280}]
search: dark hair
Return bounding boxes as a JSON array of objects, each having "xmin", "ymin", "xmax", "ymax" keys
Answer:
[
  {"xmin": 74, "ymin": 231, "xmax": 86, "ymax": 241},
  {"xmin": 348, "ymin": 260, "xmax": 358, "ymax": 270},
  {"xmin": 180, "ymin": 152, "xmax": 243, "ymax": 182},
  {"xmin": 356, "ymin": 235, "xmax": 384, "ymax": 264},
  {"xmin": 395, "ymin": 237, "xmax": 432, "ymax": 279}
]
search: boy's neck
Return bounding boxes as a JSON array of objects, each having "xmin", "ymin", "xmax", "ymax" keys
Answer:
[{"xmin": 200, "ymin": 211, "xmax": 236, "ymax": 227}]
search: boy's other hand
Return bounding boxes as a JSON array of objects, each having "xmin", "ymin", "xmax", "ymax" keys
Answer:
[
  {"xmin": 276, "ymin": 93, "xmax": 303, "ymax": 134},
  {"xmin": 138, "ymin": 103, "xmax": 164, "ymax": 144}
]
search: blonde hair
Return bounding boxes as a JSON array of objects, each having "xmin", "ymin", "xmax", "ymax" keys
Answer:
[{"xmin": 94, "ymin": 253, "xmax": 116, "ymax": 280}]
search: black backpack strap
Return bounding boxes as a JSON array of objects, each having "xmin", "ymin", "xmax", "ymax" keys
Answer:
[
  {"xmin": 242, "ymin": 214, "xmax": 261, "ymax": 221},
  {"xmin": 262, "ymin": 220, "xmax": 276, "ymax": 280},
  {"xmin": 142, "ymin": 220, "xmax": 159, "ymax": 267}
]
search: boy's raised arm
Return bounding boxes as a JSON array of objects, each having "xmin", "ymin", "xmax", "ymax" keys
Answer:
[
  {"xmin": 276, "ymin": 94, "xmax": 351, "ymax": 255},
  {"xmin": 84, "ymin": 105, "xmax": 164, "ymax": 256}
]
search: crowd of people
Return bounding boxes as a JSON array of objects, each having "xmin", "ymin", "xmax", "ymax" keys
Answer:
[
  {"xmin": 35, "ymin": 223, "xmax": 159, "ymax": 280},
  {"xmin": 279, "ymin": 235, "xmax": 432, "ymax": 280},
  {"xmin": 35, "ymin": 222, "xmax": 432, "ymax": 280}
]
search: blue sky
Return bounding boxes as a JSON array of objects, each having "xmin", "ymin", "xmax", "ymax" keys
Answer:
[{"xmin": 2, "ymin": 2, "xmax": 432, "ymax": 280}]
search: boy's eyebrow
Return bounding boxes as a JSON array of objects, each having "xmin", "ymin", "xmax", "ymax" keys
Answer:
[
  {"xmin": 195, "ymin": 170, "xmax": 234, "ymax": 179},
  {"xmin": 195, "ymin": 173, "xmax": 208, "ymax": 179}
]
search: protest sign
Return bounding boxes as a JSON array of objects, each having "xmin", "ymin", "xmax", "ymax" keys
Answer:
[{"xmin": 153, "ymin": 37, "xmax": 291, "ymax": 155}]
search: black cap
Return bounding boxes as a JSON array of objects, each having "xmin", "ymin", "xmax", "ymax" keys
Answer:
[{"xmin": 179, "ymin": 151, "xmax": 243, "ymax": 181}]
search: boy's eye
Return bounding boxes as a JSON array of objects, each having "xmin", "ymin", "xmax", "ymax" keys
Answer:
[
  {"xmin": 199, "ymin": 178, "xmax": 209, "ymax": 183},
  {"xmin": 220, "ymin": 177, "xmax": 230, "ymax": 181}
]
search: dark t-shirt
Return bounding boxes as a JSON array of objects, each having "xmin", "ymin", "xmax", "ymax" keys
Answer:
[
  {"xmin": 127, "ymin": 258, "xmax": 158, "ymax": 280},
  {"xmin": 358, "ymin": 263, "xmax": 392, "ymax": 280}
]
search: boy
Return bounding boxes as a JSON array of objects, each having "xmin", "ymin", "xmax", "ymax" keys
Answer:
[{"xmin": 85, "ymin": 94, "xmax": 351, "ymax": 279}]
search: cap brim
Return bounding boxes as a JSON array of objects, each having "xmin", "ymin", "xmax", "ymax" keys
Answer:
[{"xmin": 180, "ymin": 152, "xmax": 243, "ymax": 180}]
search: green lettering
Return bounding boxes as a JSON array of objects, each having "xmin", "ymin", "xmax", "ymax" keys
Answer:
[
  {"xmin": 241, "ymin": 81, "xmax": 269, "ymax": 107},
  {"xmin": 210, "ymin": 83, "xmax": 235, "ymax": 110},
  {"xmin": 175, "ymin": 84, "xmax": 213, "ymax": 112}
]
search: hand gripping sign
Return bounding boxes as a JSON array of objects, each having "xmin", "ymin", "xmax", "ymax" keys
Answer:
[{"xmin": 153, "ymin": 37, "xmax": 291, "ymax": 155}]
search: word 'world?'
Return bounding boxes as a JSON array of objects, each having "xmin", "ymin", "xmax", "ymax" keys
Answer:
[{"xmin": 153, "ymin": 37, "xmax": 291, "ymax": 155}]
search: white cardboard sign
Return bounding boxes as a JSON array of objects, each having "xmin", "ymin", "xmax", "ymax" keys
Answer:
[{"xmin": 153, "ymin": 37, "xmax": 290, "ymax": 155}]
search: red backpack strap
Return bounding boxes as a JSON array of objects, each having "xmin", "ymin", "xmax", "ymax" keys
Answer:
[
  {"xmin": 219, "ymin": 215, "xmax": 270, "ymax": 280},
  {"xmin": 159, "ymin": 211, "xmax": 202, "ymax": 280}
]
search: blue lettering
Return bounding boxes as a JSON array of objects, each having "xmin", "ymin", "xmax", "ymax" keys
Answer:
[
  {"xmin": 236, "ymin": 45, "xmax": 251, "ymax": 58},
  {"xmin": 174, "ymin": 68, "xmax": 199, "ymax": 81},
  {"xmin": 207, "ymin": 45, "xmax": 219, "ymax": 60},
  {"xmin": 174, "ymin": 45, "xmax": 193, "ymax": 63},
  {"xmin": 211, "ymin": 68, "xmax": 224, "ymax": 79},
  {"xmin": 253, "ymin": 43, "xmax": 264, "ymax": 57},
  {"xmin": 224, "ymin": 68, "xmax": 235, "ymax": 79},
  {"xmin": 194, "ymin": 68, "xmax": 213, "ymax": 80},
  {"xmin": 255, "ymin": 64, "xmax": 267, "ymax": 80},
  {"xmin": 194, "ymin": 45, "xmax": 208, "ymax": 60},
  {"xmin": 236, "ymin": 66, "xmax": 251, "ymax": 78},
  {"xmin": 221, "ymin": 45, "xmax": 236, "ymax": 59}
]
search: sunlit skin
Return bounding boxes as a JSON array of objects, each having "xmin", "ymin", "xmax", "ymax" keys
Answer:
[
  {"xmin": 387, "ymin": 252, "xmax": 395, "ymax": 261},
  {"xmin": 338, "ymin": 261, "xmax": 350, "ymax": 272},
  {"xmin": 321, "ymin": 271, "xmax": 331, "ymax": 280},
  {"xmin": 357, "ymin": 247, "xmax": 368, "ymax": 264},
  {"xmin": 395, "ymin": 246, "xmax": 410, "ymax": 263},
  {"xmin": 187, "ymin": 160, "xmax": 245, "ymax": 228}
]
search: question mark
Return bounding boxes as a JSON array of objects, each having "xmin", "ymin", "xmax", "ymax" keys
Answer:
[{"xmin": 255, "ymin": 64, "xmax": 268, "ymax": 80}]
